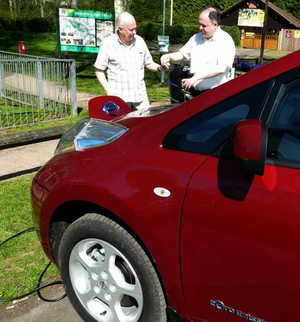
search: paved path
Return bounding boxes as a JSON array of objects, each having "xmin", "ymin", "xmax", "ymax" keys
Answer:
[
  {"xmin": 235, "ymin": 47, "xmax": 289, "ymax": 59},
  {"xmin": 0, "ymin": 139, "xmax": 59, "ymax": 181},
  {"xmin": 166, "ymin": 45, "xmax": 289, "ymax": 60},
  {"xmin": 1, "ymin": 286, "xmax": 83, "ymax": 322}
]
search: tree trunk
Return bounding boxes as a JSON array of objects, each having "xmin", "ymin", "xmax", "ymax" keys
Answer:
[
  {"xmin": 40, "ymin": 0, "xmax": 44, "ymax": 18},
  {"xmin": 114, "ymin": 0, "xmax": 127, "ymax": 21},
  {"xmin": 8, "ymin": 0, "xmax": 14, "ymax": 17}
]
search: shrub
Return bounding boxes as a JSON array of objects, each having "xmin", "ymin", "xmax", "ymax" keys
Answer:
[
  {"xmin": 138, "ymin": 21, "xmax": 240, "ymax": 46},
  {"xmin": 0, "ymin": 17, "xmax": 56, "ymax": 32},
  {"xmin": 25, "ymin": 18, "xmax": 56, "ymax": 32},
  {"xmin": 165, "ymin": 24, "xmax": 185, "ymax": 44},
  {"xmin": 138, "ymin": 22, "xmax": 162, "ymax": 42},
  {"xmin": 223, "ymin": 26, "xmax": 241, "ymax": 47}
]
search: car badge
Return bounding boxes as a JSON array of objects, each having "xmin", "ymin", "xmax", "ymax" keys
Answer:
[
  {"xmin": 210, "ymin": 300, "xmax": 267, "ymax": 322},
  {"xmin": 154, "ymin": 187, "xmax": 171, "ymax": 198},
  {"xmin": 103, "ymin": 101, "xmax": 120, "ymax": 116}
]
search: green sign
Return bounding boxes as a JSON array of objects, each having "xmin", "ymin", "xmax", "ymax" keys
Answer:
[
  {"xmin": 58, "ymin": 8, "xmax": 115, "ymax": 55},
  {"xmin": 61, "ymin": 9, "xmax": 114, "ymax": 20},
  {"xmin": 60, "ymin": 45, "xmax": 100, "ymax": 53}
]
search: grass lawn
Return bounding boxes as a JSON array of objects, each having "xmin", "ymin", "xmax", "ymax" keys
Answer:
[{"xmin": 0, "ymin": 174, "xmax": 60, "ymax": 304}]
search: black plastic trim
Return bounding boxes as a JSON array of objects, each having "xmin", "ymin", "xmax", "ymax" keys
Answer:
[{"xmin": 167, "ymin": 307, "xmax": 185, "ymax": 322}]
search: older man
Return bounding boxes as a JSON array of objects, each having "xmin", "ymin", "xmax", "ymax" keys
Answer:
[
  {"xmin": 161, "ymin": 8, "xmax": 236, "ymax": 96},
  {"xmin": 94, "ymin": 12, "xmax": 167, "ymax": 110}
]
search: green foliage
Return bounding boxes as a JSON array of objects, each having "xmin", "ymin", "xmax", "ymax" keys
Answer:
[
  {"xmin": 1, "ymin": 0, "xmax": 300, "ymax": 32},
  {"xmin": 166, "ymin": 24, "xmax": 186, "ymax": 44},
  {"xmin": 0, "ymin": 30, "xmax": 57, "ymax": 57},
  {"xmin": 131, "ymin": 0, "xmax": 300, "ymax": 27},
  {"xmin": 210, "ymin": 0, "xmax": 237, "ymax": 12},
  {"xmin": 180, "ymin": 25, "xmax": 202, "ymax": 44},
  {"xmin": 130, "ymin": 0, "xmax": 240, "ymax": 25},
  {"xmin": 130, "ymin": 0, "xmax": 163, "ymax": 24},
  {"xmin": 25, "ymin": 18, "xmax": 57, "ymax": 32},
  {"xmin": 0, "ymin": 0, "xmax": 115, "ymax": 20},
  {"xmin": 0, "ymin": 17, "xmax": 56, "ymax": 32},
  {"xmin": 0, "ymin": 0, "xmax": 300, "ymax": 25},
  {"xmin": 222, "ymin": 25, "xmax": 241, "ymax": 46},
  {"xmin": 0, "ymin": 18, "xmax": 21, "ymax": 31},
  {"xmin": 75, "ymin": 0, "xmax": 114, "ymax": 11},
  {"xmin": 273, "ymin": 0, "xmax": 300, "ymax": 20},
  {"xmin": 171, "ymin": 1, "xmax": 204, "ymax": 25},
  {"xmin": 138, "ymin": 21, "xmax": 162, "ymax": 42},
  {"xmin": 138, "ymin": 21, "xmax": 240, "ymax": 46}
]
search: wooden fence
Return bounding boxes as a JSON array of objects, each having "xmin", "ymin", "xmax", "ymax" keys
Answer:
[
  {"xmin": 278, "ymin": 29, "xmax": 300, "ymax": 52},
  {"xmin": 242, "ymin": 34, "xmax": 278, "ymax": 50},
  {"xmin": 241, "ymin": 29, "xmax": 300, "ymax": 52}
]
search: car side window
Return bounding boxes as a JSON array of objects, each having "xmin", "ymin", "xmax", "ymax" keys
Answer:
[
  {"xmin": 267, "ymin": 77, "xmax": 300, "ymax": 163},
  {"xmin": 163, "ymin": 80, "xmax": 271, "ymax": 155}
]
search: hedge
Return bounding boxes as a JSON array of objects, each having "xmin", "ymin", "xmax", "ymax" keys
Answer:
[
  {"xmin": 0, "ymin": 18, "xmax": 241, "ymax": 47},
  {"xmin": 138, "ymin": 21, "xmax": 241, "ymax": 46},
  {"xmin": 0, "ymin": 18, "xmax": 56, "ymax": 32}
]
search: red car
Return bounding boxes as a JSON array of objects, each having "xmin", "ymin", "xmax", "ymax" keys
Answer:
[{"xmin": 31, "ymin": 50, "xmax": 300, "ymax": 322}]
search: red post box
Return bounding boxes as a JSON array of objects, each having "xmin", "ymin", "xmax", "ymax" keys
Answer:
[{"xmin": 17, "ymin": 41, "xmax": 26, "ymax": 54}]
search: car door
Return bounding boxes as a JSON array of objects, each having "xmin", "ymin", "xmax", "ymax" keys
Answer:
[{"xmin": 180, "ymin": 70, "xmax": 300, "ymax": 322}]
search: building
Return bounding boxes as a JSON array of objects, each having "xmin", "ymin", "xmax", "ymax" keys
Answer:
[
  {"xmin": 220, "ymin": 0, "xmax": 300, "ymax": 50},
  {"xmin": 221, "ymin": 0, "xmax": 300, "ymax": 34}
]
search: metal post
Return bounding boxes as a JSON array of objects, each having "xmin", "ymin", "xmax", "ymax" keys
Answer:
[
  {"xmin": 160, "ymin": 0, "xmax": 166, "ymax": 84},
  {"xmin": 37, "ymin": 60, "xmax": 45, "ymax": 110},
  {"xmin": 69, "ymin": 60, "xmax": 77, "ymax": 116},
  {"xmin": 170, "ymin": 0, "xmax": 173, "ymax": 25},
  {"xmin": 162, "ymin": 0, "xmax": 166, "ymax": 35},
  {"xmin": 259, "ymin": 0, "xmax": 269, "ymax": 65},
  {"xmin": 57, "ymin": 8, "xmax": 62, "ymax": 59},
  {"xmin": 0, "ymin": 62, "xmax": 5, "ymax": 96}
]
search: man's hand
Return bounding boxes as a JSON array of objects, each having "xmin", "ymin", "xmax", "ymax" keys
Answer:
[
  {"xmin": 160, "ymin": 54, "xmax": 171, "ymax": 68},
  {"xmin": 159, "ymin": 64, "xmax": 169, "ymax": 72},
  {"xmin": 181, "ymin": 76, "xmax": 197, "ymax": 90}
]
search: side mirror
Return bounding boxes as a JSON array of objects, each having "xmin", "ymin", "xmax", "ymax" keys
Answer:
[{"xmin": 230, "ymin": 119, "xmax": 268, "ymax": 176}]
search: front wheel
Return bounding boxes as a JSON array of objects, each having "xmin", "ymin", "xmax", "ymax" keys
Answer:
[{"xmin": 58, "ymin": 213, "xmax": 167, "ymax": 322}]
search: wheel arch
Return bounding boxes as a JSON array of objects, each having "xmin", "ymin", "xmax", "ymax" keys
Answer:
[{"xmin": 48, "ymin": 200, "xmax": 173, "ymax": 311}]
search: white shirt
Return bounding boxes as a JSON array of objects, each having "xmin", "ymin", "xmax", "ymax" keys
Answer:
[
  {"xmin": 180, "ymin": 27, "xmax": 236, "ymax": 90},
  {"xmin": 94, "ymin": 33, "xmax": 153, "ymax": 102}
]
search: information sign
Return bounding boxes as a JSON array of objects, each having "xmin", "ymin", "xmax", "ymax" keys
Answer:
[{"xmin": 58, "ymin": 8, "xmax": 115, "ymax": 54}]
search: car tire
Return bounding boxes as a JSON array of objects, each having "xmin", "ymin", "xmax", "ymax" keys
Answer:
[{"xmin": 58, "ymin": 213, "xmax": 167, "ymax": 322}]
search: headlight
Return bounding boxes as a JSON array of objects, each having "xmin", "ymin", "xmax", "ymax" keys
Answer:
[{"xmin": 55, "ymin": 118, "xmax": 128, "ymax": 155}]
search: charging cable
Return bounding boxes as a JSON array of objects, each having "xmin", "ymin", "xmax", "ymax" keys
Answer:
[{"xmin": 0, "ymin": 228, "xmax": 66, "ymax": 303}]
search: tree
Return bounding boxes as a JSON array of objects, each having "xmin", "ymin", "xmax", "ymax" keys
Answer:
[
  {"xmin": 1, "ymin": 0, "xmax": 300, "ymax": 23},
  {"xmin": 114, "ymin": 0, "xmax": 130, "ymax": 18}
]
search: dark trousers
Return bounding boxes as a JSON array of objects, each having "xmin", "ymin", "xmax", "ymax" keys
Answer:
[{"xmin": 189, "ymin": 87, "xmax": 208, "ymax": 97}]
